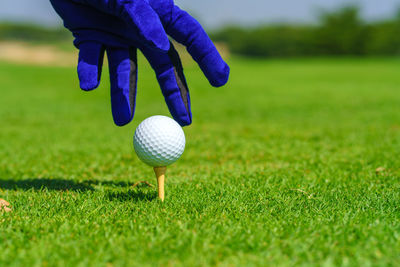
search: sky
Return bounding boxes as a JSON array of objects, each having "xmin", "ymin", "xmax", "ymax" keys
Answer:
[{"xmin": 1, "ymin": 0, "xmax": 399, "ymax": 28}]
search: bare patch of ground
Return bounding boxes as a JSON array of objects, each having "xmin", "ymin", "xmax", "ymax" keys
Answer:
[{"xmin": 0, "ymin": 41, "xmax": 77, "ymax": 66}]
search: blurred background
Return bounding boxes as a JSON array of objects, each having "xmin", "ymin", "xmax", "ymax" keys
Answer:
[{"xmin": 1, "ymin": 0, "xmax": 400, "ymax": 62}]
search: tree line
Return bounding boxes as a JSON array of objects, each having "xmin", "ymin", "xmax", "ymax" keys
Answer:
[
  {"xmin": 0, "ymin": 23, "xmax": 71, "ymax": 43},
  {"xmin": 211, "ymin": 7, "xmax": 400, "ymax": 57}
]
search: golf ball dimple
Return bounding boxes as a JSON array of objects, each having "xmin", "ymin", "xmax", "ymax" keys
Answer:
[{"xmin": 133, "ymin": 116, "xmax": 186, "ymax": 167}]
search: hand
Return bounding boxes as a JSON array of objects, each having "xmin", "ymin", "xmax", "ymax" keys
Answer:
[{"xmin": 50, "ymin": 0, "xmax": 230, "ymax": 126}]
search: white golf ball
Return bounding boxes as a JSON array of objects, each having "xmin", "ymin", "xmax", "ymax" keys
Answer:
[{"xmin": 133, "ymin": 116, "xmax": 186, "ymax": 167}]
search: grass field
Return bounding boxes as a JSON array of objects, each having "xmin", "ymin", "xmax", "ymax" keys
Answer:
[{"xmin": 0, "ymin": 57, "xmax": 400, "ymax": 266}]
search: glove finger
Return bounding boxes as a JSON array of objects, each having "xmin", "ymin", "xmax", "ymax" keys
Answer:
[
  {"xmin": 141, "ymin": 42, "xmax": 192, "ymax": 126},
  {"xmin": 152, "ymin": 3, "xmax": 230, "ymax": 87},
  {"xmin": 106, "ymin": 46, "xmax": 138, "ymax": 126},
  {"xmin": 74, "ymin": 0, "xmax": 170, "ymax": 52},
  {"xmin": 78, "ymin": 42, "xmax": 105, "ymax": 91}
]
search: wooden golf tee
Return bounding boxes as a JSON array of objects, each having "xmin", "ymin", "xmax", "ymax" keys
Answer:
[{"xmin": 154, "ymin": 166, "xmax": 167, "ymax": 201}]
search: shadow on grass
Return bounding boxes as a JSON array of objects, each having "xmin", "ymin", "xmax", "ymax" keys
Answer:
[
  {"xmin": 0, "ymin": 178, "xmax": 156, "ymax": 198},
  {"xmin": 0, "ymin": 178, "xmax": 95, "ymax": 191}
]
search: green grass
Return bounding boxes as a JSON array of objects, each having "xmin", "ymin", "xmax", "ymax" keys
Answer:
[{"xmin": 0, "ymin": 57, "xmax": 400, "ymax": 266}]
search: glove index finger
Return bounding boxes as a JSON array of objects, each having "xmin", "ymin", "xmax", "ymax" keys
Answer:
[
  {"xmin": 78, "ymin": 42, "xmax": 105, "ymax": 91},
  {"xmin": 154, "ymin": 4, "xmax": 230, "ymax": 87}
]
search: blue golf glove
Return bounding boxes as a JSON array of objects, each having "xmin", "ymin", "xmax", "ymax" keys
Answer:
[{"xmin": 50, "ymin": 0, "xmax": 230, "ymax": 126}]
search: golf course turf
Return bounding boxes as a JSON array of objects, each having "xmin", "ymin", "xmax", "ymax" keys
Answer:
[{"xmin": 0, "ymin": 57, "xmax": 399, "ymax": 266}]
